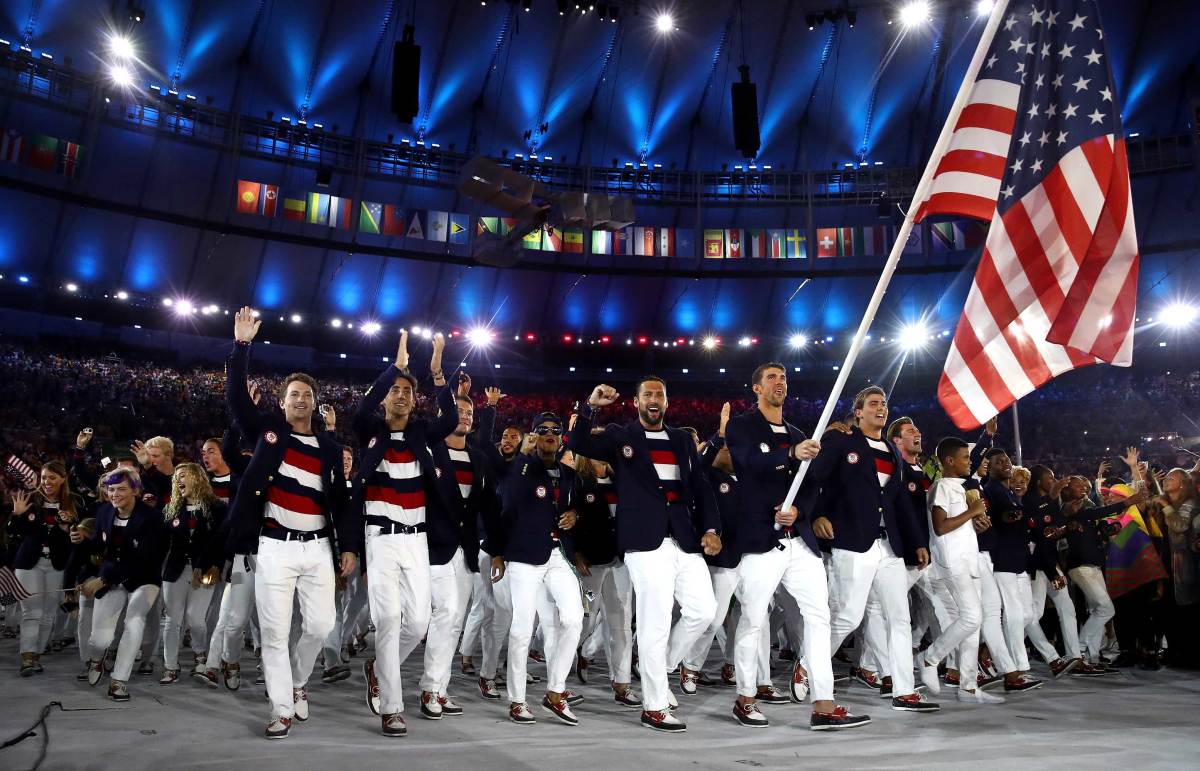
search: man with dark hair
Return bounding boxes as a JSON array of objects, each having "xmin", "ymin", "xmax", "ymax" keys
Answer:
[
  {"xmin": 808, "ymin": 386, "xmax": 938, "ymax": 713},
  {"xmin": 570, "ymin": 377, "xmax": 721, "ymax": 733},
  {"xmin": 224, "ymin": 307, "xmax": 359, "ymax": 740},
  {"xmin": 352, "ymin": 330, "xmax": 459, "ymax": 737},
  {"xmin": 724, "ymin": 363, "xmax": 868, "ymax": 730}
]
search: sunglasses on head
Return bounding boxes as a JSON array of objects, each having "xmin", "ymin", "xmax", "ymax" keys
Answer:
[{"xmin": 533, "ymin": 426, "xmax": 563, "ymax": 436}]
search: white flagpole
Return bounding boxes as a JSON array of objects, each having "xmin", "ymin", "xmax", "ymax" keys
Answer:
[{"xmin": 778, "ymin": 0, "xmax": 1013, "ymax": 516}]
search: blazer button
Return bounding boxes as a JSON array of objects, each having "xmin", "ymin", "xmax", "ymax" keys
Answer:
[
  {"xmin": 878, "ymin": 507, "xmax": 883, "ymax": 513},
  {"xmin": 268, "ymin": 475, "xmax": 274, "ymax": 481},
  {"xmin": 255, "ymin": 490, "xmax": 262, "ymax": 496}
]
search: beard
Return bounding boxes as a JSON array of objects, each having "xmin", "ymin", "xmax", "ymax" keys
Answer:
[{"xmin": 638, "ymin": 405, "xmax": 664, "ymax": 427}]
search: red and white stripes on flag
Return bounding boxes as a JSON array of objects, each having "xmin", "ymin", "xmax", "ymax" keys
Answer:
[
  {"xmin": 1, "ymin": 565, "xmax": 32, "ymax": 606},
  {"xmin": 916, "ymin": 0, "xmax": 1139, "ymax": 430}
]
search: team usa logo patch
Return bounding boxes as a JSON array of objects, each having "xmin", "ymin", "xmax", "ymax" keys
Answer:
[
  {"xmin": 171, "ymin": 518, "xmax": 181, "ymax": 528},
  {"xmin": 1044, "ymin": 515, "xmax": 1052, "ymax": 523},
  {"xmin": 621, "ymin": 445, "xmax": 634, "ymax": 458},
  {"xmin": 367, "ymin": 437, "xmax": 378, "ymax": 449},
  {"xmin": 846, "ymin": 452, "xmax": 860, "ymax": 465},
  {"xmin": 759, "ymin": 442, "xmax": 770, "ymax": 453},
  {"xmin": 28, "ymin": 513, "xmax": 36, "ymax": 521},
  {"xmin": 535, "ymin": 485, "xmax": 548, "ymax": 499},
  {"xmin": 907, "ymin": 482, "xmax": 918, "ymax": 493},
  {"xmin": 435, "ymin": 467, "xmax": 443, "ymax": 478},
  {"xmin": 585, "ymin": 493, "xmax": 596, "ymax": 503},
  {"xmin": 264, "ymin": 431, "xmax": 278, "ymax": 445},
  {"xmin": 719, "ymin": 482, "xmax": 731, "ymax": 494}
]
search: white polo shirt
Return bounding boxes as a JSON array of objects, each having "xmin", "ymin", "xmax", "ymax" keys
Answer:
[{"xmin": 927, "ymin": 476, "xmax": 979, "ymax": 577}]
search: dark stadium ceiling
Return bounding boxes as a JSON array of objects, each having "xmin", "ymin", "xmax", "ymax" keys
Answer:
[{"xmin": 4, "ymin": 0, "xmax": 1196, "ymax": 169}]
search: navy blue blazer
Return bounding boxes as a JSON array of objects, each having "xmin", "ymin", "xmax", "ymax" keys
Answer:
[
  {"xmin": 350, "ymin": 364, "xmax": 459, "ymax": 554},
  {"xmin": 571, "ymin": 474, "xmax": 619, "ymax": 566},
  {"xmin": 427, "ymin": 439, "xmax": 499, "ymax": 572},
  {"xmin": 807, "ymin": 426, "xmax": 922, "ymax": 556},
  {"xmin": 724, "ymin": 409, "xmax": 821, "ymax": 556},
  {"xmin": 93, "ymin": 500, "xmax": 169, "ymax": 594},
  {"xmin": 9, "ymin": 494, "xmax": 87, "ymax": 571},
  {"xmin": 224, "ymin": 343, "xmax": 359, "ymax": 558},
  {"xmin": 162, "ymin": 500, "xmax": 228, "ymax": 582},
  {"xmin": 897, "ymin": 460, "xmax": 933, "ymax": 567},
  {"xmin": 495, "ymin": 452, "xmax": 576, "ymax": 566},
  {"xmin": 706, "ymin": 466, "xmax": 743, "ymax": 570},
  {"xmin": 568, "ymin": 405, "xmax": 719, "ymax": 555},
  {"xmin": 983, "ymin": 479, "xmax": 1032, "ymax": 574}
]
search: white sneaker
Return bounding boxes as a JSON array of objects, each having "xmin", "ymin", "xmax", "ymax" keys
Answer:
[
  {"xmin": 918, "ymin": 659, "xmax": 941, "ymax": 695},
  {"xmin": 293, "ymin": 688, "xmax": 310, "ymax": 721},
  {"xmin": 958, "ymin": 688, "xmax": 1005, "ymax": 704}
]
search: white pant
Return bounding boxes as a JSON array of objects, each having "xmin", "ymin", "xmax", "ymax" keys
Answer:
[
  {"xmin": 366, "ymin": 530, "xmax": 432, "ymax": 714},
  {"xmin": 684, "ymin": 566, "xmax": 740, "ymax": 672},
  {"xmin": 505, "ymin": 550, "xmax": 584, "ymax": 704},
  {"xmin": 927, "ymin": 572, "xmax": 983, "ymax": 688},
  {"xmin": 1027, "ymin": 571, "xmax": 1082, "ymax": 663},
  {"xmin": 420, "ymin": 548, "xmax": 475, "ymax": 694},
  {"xmin": 255, "ymin": 537, "xmax": 336, "ymax": 719},
  {"xmin": 828, "ymin": 539, "xmax": 914, "ymax": 697},
  {"xmin": 209, "ymin": 554, "xmax": 257, "ymax": 666},
  {"xmin": 89, "ymin": 584, "xmax": 160, "ymax": 681},
  {"xmin": 341, "ymin": 571, "xmax": 370, "ymax": 648},
  {"xmin": 16, "ymin": 559, "xmax": 63, "ymax": 655},
  {"xmin": 580, "ymin": 560, "xmax": 634, "ymax": 684},
  {"xmin": 624, "ymin": 539, "xmax": 717, "ymax": 712},
  {"xmin": 977, "ymin": 553, "xmax": 1017, "ymax": 674},
  {"xmin": 736, "ymin": 540, "xmax": 834, "ymax": 701},
  {"xmin": 993, "ymin": 571, "xmax": 1033, "ymax": 672},
  {"xmin": 1068, "ymin": 565, "xmax": 1115, "ymax": 662},
  {"xmin": 76, "ymin": 596, "xmax": 94, "ymax": 665},
  {"xmin": 161, "ymin": 569, "xmax": 216, "ymax": 669}
]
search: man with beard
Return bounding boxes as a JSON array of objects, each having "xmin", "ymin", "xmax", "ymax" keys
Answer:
[
  {"xmin": 353, "ymin": 330, "xmax": 459, "ymax": 737},
  {"xmin": 570, "ymin": 377, "xmax": 721, "ymax": 733},
  {"xmin": 724, "ymin": 363, "xmax": 868, "ymax": 730},
  {"xmin": 419, "ymin": 380, "xmax": 499, "ymax": 718},
  {"xmin": 809, "ymin": 386, "xmax": 938, "ymax": 714}
]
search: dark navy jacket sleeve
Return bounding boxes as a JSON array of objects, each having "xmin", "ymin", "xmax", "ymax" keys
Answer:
[
  {"xmin": 226, "ymin": 343, "xmax": 264, "ymax": 437},
  {"xmin": 568, "ymin": 404, "xmax": 621, "ymax": 464}
]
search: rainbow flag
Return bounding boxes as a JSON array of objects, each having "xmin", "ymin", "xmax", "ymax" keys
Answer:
[{"xmin": 1104, "ymin": 509, "xmax": 1168, "ymax": 599}]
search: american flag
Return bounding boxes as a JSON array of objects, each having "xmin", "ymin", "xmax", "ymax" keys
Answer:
[
  {"xmin": 0, "ymin": 565, "xmax": 32, "ymax": 607},
  {"xmin": 916, "ymin": 0, "xmax": 1138, "ymax": 429}
]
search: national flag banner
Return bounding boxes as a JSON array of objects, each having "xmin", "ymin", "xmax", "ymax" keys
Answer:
[
  {"xmin": 23, "ymin": 134, "xmax": 57, "ymax": 171},
  {"xmin": 902, "ymin": 225, "xmax": 922, "ymax": 254},
  {"xmin": 747, "ymin": 229, "xmax": 768, "ymax": 259},
  {"xmin": 306, "ymin": 192, "xmax": 330, "ymax": 225},
  {"xmin": 236, "ymin": 180, "xmax": 260, "ymax": 215},
  {"xmin": 426, "ymin": 210, "xmax": 449, "ymax": 242},
  {"xmin": 634, "ymin": 227, "xmax": 656, "ymax": 256},
  {"xmin": 658, "ymin": 227, "xmax": 675, "ymax": 257},
  {"xmin": 328, "ymin": 195, "xmax": 352, "ymax": 229},
  {"xmin": 613, "ymin": 227, "xmax": 630, "ymax": 255},
  {"xmin": 522, "ymin": 227, "xmax": 543, "ymax": 250},
  {"xmin": 837, "ymin": 227, "xmax": 862, "ymax": 257},
  {"xmin": 4, "ymin": 454, "xmax": 37, "ymax": 490},
  {"xmin": 0, "ymin": 565, "xmax": 31, "ymax": 607},
  {"xmin": 861, "ymin": 225, "xmax": 891, "ymax": 257},
  {"xmin": 917, "ymin": 0, "xmax": 1139, "ymax": 430},
  {"xmin": 725, "ymin": 228, "xmax": 745, "ymax": 259},
  {"xmin": 500, "ymin": 218, "xmax": 517, "ymax": 236},
  {"xmin": 676, "ymin": 229, "xmax": 694, "ymax": 258},
  {"xmin": 563, "ymin": 229, "xmax": 584, "ymax": 253},
  {"xmin": 407, "ymin": 210, "xmax": 425, "ymax": 239},
  {"xmin": 1, "ymin": 129, "xmax": 23, "ymax": 163},
  {"xmin": 592, "ymin": 229, "xmax": 613, "ymax": 254},
  {"xmin": 283, "ymin": 197, "xmax": 306, "ymax": 221},
  {"xmin": 768, "ymin": 229, "xmax": 786, "ymax": 259},
  {"xmin": 930, "ymin": 221, "xmax": 960, "ymax": 252},
  {"xmin": 382, "ymin": 204, "xmax": 406, "ymax": 235},
  {"xmin": 544, "ymin": 226, "xmax": 563, "ymax": 252},
  {"xmin": 815, "ymin": 228, "xmax": 839, "ymax": 258},
  {"xmin": 703, "ymin": 229, "xmax": 725, "ymax": 258},
  {"xmin": 786, "ymin": 229, "xmax": 807, "ymax": 259},
  {"xmin": 57, "ymin": 141, "xmax": 84, "ymax": 178},
  {"xmin": 448, "ymin": 213, "xmax": 469, "ymax": 244},
  {"xmin": 1103, "ymin": 497, "xmax": 1169, "ymax": 598},
  {"xmin": 477, "ymin": 216, "xmax": 499, "ymax": 237},
  {"xmin": 359, "ymin": 201, "xmax": 383, "ymax": 234}
]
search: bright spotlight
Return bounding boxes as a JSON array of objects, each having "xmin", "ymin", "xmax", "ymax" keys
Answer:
[
  {"xmin": 109, "ymin": 35, "xmax": 135, "ymax": 60},
  {"xmin": 65, "ymin": 282, "xmax": 78, "ymax": 292},
  {"xmin": 737, "ymin": 336, "xmax": 752, "ymax": 348},
  {"xmin": 655, "ymin": 12, "xmax": 674, "ymax": 33},
  {"xmin": 702, "ymin": 335, "xmax": 718, "ymax": 350},
  {"xmin": 788, "ymin": 334, "xmax": 808, "ymax": 349},
  {"xmin": 467, "ymin": 326, "xmax": 494, "ymax": 348},
  {"xmin": 411, "ymin": 325, "xmax": 423, "ymax": 335},
  {"xmin": 290, "ymin": 313, "xmax": 302, "ymax": 324},
  {"xmin": 174, "ymin": 300, "xmax": 195, "ymax": 316},
  {"xmin": 1163, "ymin": 302, "xmax": 1199, "ymax": 328},
  {"xmin": 115, "ymin": 290, "xmax": 129, "ymax": 300},
  {"xmin": 421, "ymin": 328, "xmax": 433, "ymax": 340},
  {"xmin": 361, "ymin": 321, "xmax": 382, "ymax": 335},
  {"xmin": 330, "ymin": 317, "xmax": 342, "ymax": 328},
  {"xmin": 161, "ymin": 298, "xmax": 173, "ymax": 307},
  {"xmin": 898, "ymin": 322, "xmax": 929, "ymax": 350},
  {"xmin": 974, "ymin": 0, "xmax": 994, "ymax": 16},
  {"xmin": 108, "ymin": 63, "xmax": 134, "ymax": 88},
  {"xmin": 899, "ymin": 1, "xmax": 931, "ymax": 27}
]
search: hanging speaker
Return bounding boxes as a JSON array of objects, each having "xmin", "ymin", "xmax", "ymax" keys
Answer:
[
  {"xmin": 391, "ymin": 25, "xmax": 420, "ymax": 123},
  {"xmin": 731, "ymin": 65, "xmax": 761, "ymax": 159}
]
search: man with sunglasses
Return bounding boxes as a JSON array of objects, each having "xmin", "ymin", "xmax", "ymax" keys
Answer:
[
  {"xmin": 489, "ymin": 412, "xmax": 583, "ymax": 725},
  {"xmin": 569, "ymin": 378, "xmax": 721, "ymax": 733}
]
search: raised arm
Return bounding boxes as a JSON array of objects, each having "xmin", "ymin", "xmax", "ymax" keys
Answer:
[
  {"xmin": 226, "ymin": 307, "xmax": 265, "ymax": 436},
  {"xmin": 698, "ymin": 402, "xmax": 730, "ymax": 471},
  {"xmin": 567, "ymin": 385, "xmax": 623, "ymax": 462},
  {"xmin": 353, "ymin": 330, "xmax": 411, "ymax": 443}
]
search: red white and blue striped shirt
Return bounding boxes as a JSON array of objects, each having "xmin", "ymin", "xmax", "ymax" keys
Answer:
[
  {"xmin": 645, "ymin": 429, "xmax": 683, "ymax": 503},
  {"xmin": 264, "ymin": 433, "xmax": 326, "ymax": 532},
  {"xmin": 364, "ymin": 431, "xmax": 426, "ymax": 525}
]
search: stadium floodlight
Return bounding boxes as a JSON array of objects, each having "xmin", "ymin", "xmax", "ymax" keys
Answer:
[
  {"xmin": 290, "ymin": 313, "xmax": 302, "ymax": 324},
  {"xmin": 899, "ymin": 1, "xmax": 931, "ymax": 28},
  {"xmin": 898, "ymin": 322, "xmax": 930, "ymax": 350},
  {"xmin": 108, "ymin": 63, "xmax": 134, "ymax": 87},
  {"xmin": 788, "ymin": 334, "xmax": 808, "ymax": 349},
  {"xmin": 467, "ymin": 326, "xmax": 494, "ymax": 348},
  {"xmin": 361, "ymin": 321, "xmax": 382, "ymax": 335},
  {"xmin": 655, "ymin": 12, "xmax": 675, "ymax": 33},
  {"xmin": 115, "ymin": 290, "xmax": 129, "ymax": 300},
  {"xmin": 702, "ymin": 335, "xmax": 718, "ymax": 350},
  {"xmin": 1162, "ymin": 302, "xmax": 1198, "ymax": 329},
  {"xmin": 330, "ymin": 318, "xmax": 342, "ymax": 328},
  {"xmin": 109, "ymin": 35, "xmax": 135, "ymax": 60},
  {"xmin": 975, "ymin": 0, "xmax": 994, "ymax": 16},
  {"xmin": 174, "ymin": 300, "xmax": 195, "ymax": 316}
]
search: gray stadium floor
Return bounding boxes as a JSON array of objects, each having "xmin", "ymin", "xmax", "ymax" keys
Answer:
[{"xmin": 2, "ymin": 636, "xmax": 1197, "ymax": 770}]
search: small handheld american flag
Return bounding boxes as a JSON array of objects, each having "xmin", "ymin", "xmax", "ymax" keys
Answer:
[
  {"xmin": 5, "ymin": 453, "xmax": 39, "ymax": 491},
  {"xmin": 915, "ymin": 0, "xmax": 1138, "ymax": 430},
  {"xmin": 0, "ymin": 566, "xmax": 32, "ymax": 607}
]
